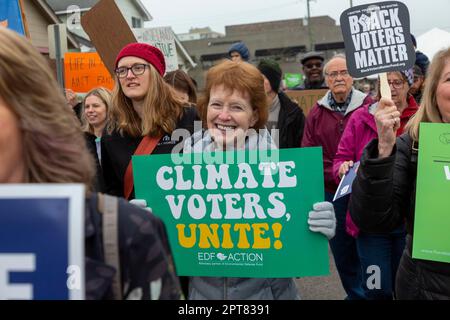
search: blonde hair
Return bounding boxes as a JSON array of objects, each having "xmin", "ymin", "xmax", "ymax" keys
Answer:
[
  {"xmin": 0, "ymin": 28, "xmax": 95, "ymax": 190},
  {"xmin": 198, "ymin": 59, "xmax": 268, "ymax": 129},
  {"xmin": 406, "ymin": 47, "xmax": 450, "ymax": 141},
  {"xmin": 110, "ymin": 63, "xmax": 186, "ymax": 138},
  {"xmin": 81, "ymin": 87, "xmax": 112, "ymax": 135}
]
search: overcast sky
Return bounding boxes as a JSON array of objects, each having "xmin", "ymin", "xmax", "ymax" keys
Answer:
[{"xmin": 142, "ymin": 0, "xmax": 450, "ymax": 37}]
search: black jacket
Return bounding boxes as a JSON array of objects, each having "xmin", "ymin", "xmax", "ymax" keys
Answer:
[
  {"xmin": 85, "ymin": 193, "xmax": 181, "ymax": 300},
  {"xmin": 350, "ymin": 134, "xmax": 450, "ymax": 299},
  {"xmin": 101, "ymin": 106, "xmax": 199, "ymax": 198},
  {"xmin": 277, "ymin": 91, "xmax": 305, "ymax": 149}
]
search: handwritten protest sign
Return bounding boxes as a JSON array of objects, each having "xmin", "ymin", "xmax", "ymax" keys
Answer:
[
  {"xmin": 0, "ymin": 184, "xmax": 85, "ymax": 300},
  {"xmin": 413, "ymin": 123, "xmax": 450, "ymax": 264},
  {"xmin": 64, "ymin": 52, "xmax": 114, "ymax": 93},
  {"xmin": 285, "ymin": 89, "xmax": 328, "ymax": 115},
  {"xmin": 340, "ymin": 1, "xmax": 415, "ymax": 78},
  {"xmin": 133, "ymin": 147, "xmax": 329, "ymax": 277},
  {"xmin": 134, "ymin": 27, "xmax": 179, "ymax": 72}
]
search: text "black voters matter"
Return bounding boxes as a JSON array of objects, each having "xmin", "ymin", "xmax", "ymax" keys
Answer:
[{"xmin": 349, "ymin": 7, "xmax": 407, "ymax": 69}]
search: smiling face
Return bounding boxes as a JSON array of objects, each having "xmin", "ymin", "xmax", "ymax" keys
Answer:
[
  {"xmin": 206, "ymin": 85, "xmax": 258, "ymax": 149},
  {"xmin": 436, "ymin": 59, "xmax": 450, "ymax": 123},
  {"xmin": 303, "ymin": 58, "xmax": 324, "ymax": 83},
  {"xmin": 117, "ymin": 56, "xmax": 151, "ymax": 102},
  {"xmin": 0, "ymin": 97, "xmax": 25, "ymax": 183},
  {"xmin": 84, "ymin": 94, "xmax": 107, "ymax": 130}
]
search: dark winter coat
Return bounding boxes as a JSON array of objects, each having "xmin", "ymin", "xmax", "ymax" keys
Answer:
[
  {"xmin": 85, "ymin": 193, "xmax": 181, "ymax": 300},
  {"xmin": 350, "ymin": 135, "xmax": 450, "ymax": 299},
  {"xmin": 101, "ymin": 106, "xmax": 199, "ymax": 198}
]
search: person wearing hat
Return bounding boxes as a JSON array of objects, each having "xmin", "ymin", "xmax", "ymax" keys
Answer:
[
  {"xmin": 294, "ymin": 51, "xmax": 328, "ymax": 90},
  {"xmin": 257, "ymin": 59, "xmax": 305, "ymax": 148},
  {"xmin": 411, "ymin": 34, "xmax": 430, "ymax": 76},
  {"xmin": 333, "ymin": 68, "xmax": 418, "ymax": 300},
  {"xmin": 409, "ymin": 64, "xmax": 425, "ymax": 104},
  {"xmin": 228, "ymin": 41, "xmax": 250, "ymax": 62},
  {"xmin": 101, "ymin": 42, "xmax": 199, "ymax": 200}
]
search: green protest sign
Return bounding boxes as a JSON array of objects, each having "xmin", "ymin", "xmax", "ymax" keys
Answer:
[
  {"xmin": 133, "ymin": 147, "xmax": 329, "ymax": 277},
  {"xmin": 413, "ymin": 123, "xmax": 450, "ymax": 263},
  {"xmin": 284, "ymin": 73, "xmax": 304, "ymax": 89}
]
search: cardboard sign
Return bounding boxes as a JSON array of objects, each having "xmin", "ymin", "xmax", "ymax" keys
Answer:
[
  {"xmin": 285, "ymin": 89, "xmax": 328, "ymax": 115},
  {"xmin": 413, "ymin": 123, "xmax": 450, "ymax": 264},
  {"xmin": 81, "ymin": 0, "xmax": 137, "ymax": 76},
  {"xmin": 0, "ymin": 184, "xmax": 85, "ymax": 300},
  {"xmin": 134, "ymin": 27, "xmax": 179, "ymax": 72},
  {"xmin": 340, "ymin": 1, "xmax": 415, "ymax": 78},
  {"xmin": 64, "ymin": 52, "xmax": 114, "ymax": 93},
  {"xmin": 0, "ymin": 0, "xmax": 26, "ymax": 35},
  {"xmin": 133, "ymin": 147, "xmax": 329, "ymax": 278}
]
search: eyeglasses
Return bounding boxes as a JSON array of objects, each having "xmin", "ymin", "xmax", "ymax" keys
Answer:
[
  {"xmin": 388, "ymin": 80, "xmax": 405, "ymax": 89},
  {"xmin": 304, "ymin": 62, "xmax": 322, "ymax": 69},
  {"xmin": 115, "ymin": 63, "xmax": 150, "ymax": 78},
  {"xmin": 325, "ymin": 70, "xmax": 349, "ymax": 79}
]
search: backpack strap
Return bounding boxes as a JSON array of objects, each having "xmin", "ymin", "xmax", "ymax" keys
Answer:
[
  {"xmin": 97, "ymin": 192, "xmax": 122, "ymax": 300},
  {"xmin": 123, "ymin": 134, "xmax": 162, "ymax": 200}
]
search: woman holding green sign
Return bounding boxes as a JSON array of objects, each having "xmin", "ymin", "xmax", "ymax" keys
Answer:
[
  {"xmin": 350, "ymin": 47, "xmax": 450, "ymax": 299},
  {"xmin": 182, "ymin": 60, "xmax": 337, "ymax": 300}
]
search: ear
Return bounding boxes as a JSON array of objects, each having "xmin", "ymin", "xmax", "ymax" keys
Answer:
[{"xmin": 250, "ymin": 109, "xmax": 259, "ymax": 128}]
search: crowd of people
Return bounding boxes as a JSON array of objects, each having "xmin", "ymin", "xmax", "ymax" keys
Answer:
[{"xmin": 1, "ymin": 25, "xmax": 449, "ymax": 300}]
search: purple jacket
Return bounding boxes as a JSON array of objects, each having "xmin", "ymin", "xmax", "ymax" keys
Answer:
[
  {"xmin": 332, "ymin": 103, "xmax": 378, "ymax": 184},
  {"xmin": 301, "ymin": 89, "xmax": 373, "ymax": 193}
]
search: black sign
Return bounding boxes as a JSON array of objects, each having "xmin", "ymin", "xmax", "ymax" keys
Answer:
[{"xmin": 340, "ymin": 1, "xmax": 415, "ymax": 78}]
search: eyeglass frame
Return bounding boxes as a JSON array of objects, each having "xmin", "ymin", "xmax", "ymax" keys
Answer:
[
  {"xmin": 387, "ymin": 79, "xmax": 405, "ymax": 89},
  {"xmin": 115, "ymin": 63, "xmax": 151, "ymax": 78},
  {"xmin": 325, "ymin": 70, "xmax": 350, "ymax": 79}
]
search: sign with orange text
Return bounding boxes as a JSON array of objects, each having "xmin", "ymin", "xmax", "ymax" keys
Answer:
[
  {"xmin": 64, "ymin": 52, "xmax": 114, "ymax": 93},
  {"xmin": 133, "ymin": 146, "xmax": 328, "ymax": 277}
]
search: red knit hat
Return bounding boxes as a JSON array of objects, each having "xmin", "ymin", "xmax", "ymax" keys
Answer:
[{"xmin": 115, "ymin": 43, "xmax": 166, "ymax": 76}]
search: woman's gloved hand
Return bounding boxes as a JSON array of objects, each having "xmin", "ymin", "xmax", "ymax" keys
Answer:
[{"xmin": 308, "ymin": 201, "xmax": 336, "ymax": 240}]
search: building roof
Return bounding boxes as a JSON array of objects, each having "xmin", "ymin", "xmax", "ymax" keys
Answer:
[{"xmin": 46, "ymin": 0, "xmax": 152, "ymax": 21}]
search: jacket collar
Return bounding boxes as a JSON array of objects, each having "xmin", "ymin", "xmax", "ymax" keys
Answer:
[{"xmin": 318, "ymin": 88, "xmax": 368, "ymax": 116}]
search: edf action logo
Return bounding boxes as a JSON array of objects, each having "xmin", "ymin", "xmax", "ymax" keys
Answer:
[{"xmin": 197, "ymin": 252, "xmax": 264, "ymax": 267}]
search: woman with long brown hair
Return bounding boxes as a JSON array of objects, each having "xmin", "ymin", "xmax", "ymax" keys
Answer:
[{"xmin": 101, "ymin": 43, "xmax": 198, "ymax": 199}]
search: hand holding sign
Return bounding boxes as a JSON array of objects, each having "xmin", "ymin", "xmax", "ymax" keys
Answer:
[
  {"xmin": 340, "ymin": 1, "xmax": 415, "ymax": 99},
  {"xmin": 338, "ymin": 160, "xmax": 354, "ymax": 179},
  {"xmin": 375, "ymin": 97, "xmax": 401, "ymax": 157}
]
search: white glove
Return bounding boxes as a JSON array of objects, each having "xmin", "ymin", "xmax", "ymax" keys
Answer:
[
  {"xmin": 129, "ymin": 199, "xmax": 152, "ymax": 213},
  {"xmin": 308, "ymin": 201, "xmax": 336, "ymax": 240}
]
